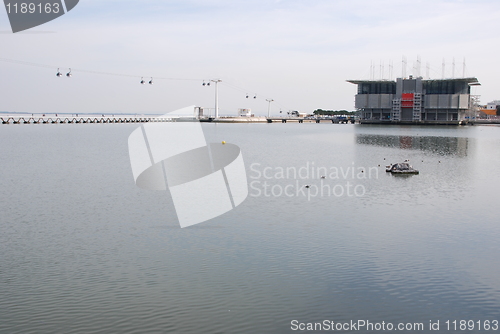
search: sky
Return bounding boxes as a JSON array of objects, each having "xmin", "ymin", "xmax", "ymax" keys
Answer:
[{"xmin": 1, "ymin": 0, "xmax": 499, "ymax": 116}]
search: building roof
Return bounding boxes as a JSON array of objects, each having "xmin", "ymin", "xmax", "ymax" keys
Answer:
[
  {"xmin": 346, "ymin": 77, "xmax": 480, "ymax": 85},
  {"xmin": 424, "ymin": 77, "xmax": 481, "ymax": 85},
  {"xmin": 346, "ymin": 79, "xmax": 395, "ymax": 84}
]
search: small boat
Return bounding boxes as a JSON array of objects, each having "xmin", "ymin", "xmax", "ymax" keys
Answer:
[{"xmin": 385, "ymin": 162, "xmax": 419, "ymax": 174}]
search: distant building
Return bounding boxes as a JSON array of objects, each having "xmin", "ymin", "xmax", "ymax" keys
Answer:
[
  {"xmin": 289, "ymin": 110, "xmax": 307, "ymax": 117},
  {"xmin": 479, "ymin": 101, "xmax": 500, "ymax": 116},
  {"xmin": 347, "ymin": 76, "xmax": 480, "ymax": 124},
  {"xmin": 195, "ymin": 107, "xmax": 205, "ymax": 118},
  {"xmin": 238, "ymin": 108, "xmax": 252, "ymax": 117}
]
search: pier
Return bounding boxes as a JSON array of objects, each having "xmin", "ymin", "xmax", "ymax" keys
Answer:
[
  {"xmin": 1, "ymin": 115, "xmax": 176, "ymax": 125},
  {"xmin": 359, "ymin": 119, "xmax": 500, "ymax": 125},
  {"xmin": 266, "ymin": 117, "xmax": 356, "ymax": 124},
  {"xmin": 1, "ymin": 115, "xmax": 358, "ymax": 125},
  {"xmin": 5, "ymin": 115, "xmax": 495, "ymax": 125}
]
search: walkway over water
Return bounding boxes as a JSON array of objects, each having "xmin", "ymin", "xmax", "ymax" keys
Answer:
[
  {"xmin": 266, "ymin": 117, "xmax": 356, "ymax": 124},
  {"xmin": 1, "ymin": 116, "xmax": 176, "ymax": 124},
  {"xmin": 1, "ymin": 115, "xmax": 358, "ymax": 125}
]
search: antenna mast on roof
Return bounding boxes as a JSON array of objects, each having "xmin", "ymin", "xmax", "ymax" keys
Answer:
[
  {"xmin": 416, "ymin": 55, "xmax": 421, "ymax": 78},
  {"xmin": 402, "ymin": 55, "xmax": 407, "ymax": 78}
]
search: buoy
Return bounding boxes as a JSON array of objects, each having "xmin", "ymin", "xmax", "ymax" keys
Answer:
[{"xmin": 222, "ymin": 141, "xmax": 226, "ymax": 145}]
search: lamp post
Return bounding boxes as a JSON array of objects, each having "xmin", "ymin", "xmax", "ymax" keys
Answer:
[
  {"xmin": 266, "ymin": 99, "xmax": 274, "ymax": 118},
  {"xmin": 211, "ymin": 79, "xmax": 222, "ymax": 118}
]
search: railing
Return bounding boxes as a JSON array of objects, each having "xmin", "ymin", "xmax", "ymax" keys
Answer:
[{"xmin": 1, "ymin": 116, "xmax": 176, "ymax": 125}]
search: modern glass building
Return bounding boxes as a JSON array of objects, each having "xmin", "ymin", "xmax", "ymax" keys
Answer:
[{"xmin": 347, "ymin": 76, "xmax": 480, "ymax": 124}]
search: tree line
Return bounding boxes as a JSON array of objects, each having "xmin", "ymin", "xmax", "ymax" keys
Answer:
[{"xmin": 313, "ymin": 109, "xmax": 357, "ymax": 116}]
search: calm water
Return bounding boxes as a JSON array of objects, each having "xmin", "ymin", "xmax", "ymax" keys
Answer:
[{"xmin": 1, "ymin": 123, "xmax": 499, "ymax": 333}]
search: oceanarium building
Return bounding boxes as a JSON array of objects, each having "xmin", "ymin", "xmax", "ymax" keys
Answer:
[{"xmin": 347, "ymin": 76, "xmax": 480, "ymax": 124}]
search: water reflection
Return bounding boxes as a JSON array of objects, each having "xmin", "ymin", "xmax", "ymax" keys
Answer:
[{"xmin": 356, "ymin": 134, "xmax": 469, "ymax": 157}]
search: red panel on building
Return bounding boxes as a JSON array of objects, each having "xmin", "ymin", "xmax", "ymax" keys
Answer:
[
  {"xmin": 402, "ymin": 93, "xmax": 414, "ymax": 101},
  {"xmin": 401, "ymin": 101, "xmax": 414, "ymax": 107}
]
